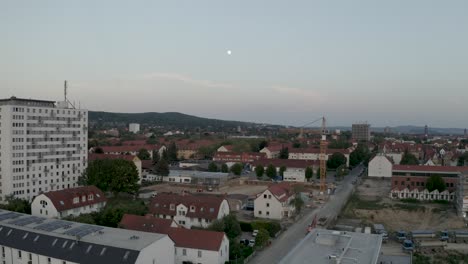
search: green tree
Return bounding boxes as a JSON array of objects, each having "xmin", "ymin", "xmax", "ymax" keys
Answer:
[
  {"xmin": 349, "ymin": 143, "xmax": 371, "ymax": 167},
  {"xmin": 208, "ymin": 214, "xmax": 241, "ymax": 240},
  {"xmin": 292, "ymin": 141, "xmax": 301, "ymax": 148},
  {"xmin": 230, "ymin": 163, "xmax": 243, "ymax": 176},
  {"xmin": 137, "ymin": 148, "xmax": 151, "ymax": 160},
  {"xmin": 290, "ymin": 194, "xmax": 305, "ymax": 214},
  {"xmin": 208, "ymin": 162, "xmax": 219, "ymax": 172},
  {"xmin": 426, "ymin": 175, "xmax": 446, "ymax": 192},
  {"xmin": 255, "ymin": 229, "xmax": 270, "ymax": 248},
  {"xmin": 327, "ymin": 152, "xmax": 347, "ymax": 169},
  {"xmin": 0, "ymin": 196, "xmax": 31, "ymax": 214},
  {"xmin": 458, "ymin": 152, "xmax": 468, "ymax": 166},
  {"xmin": 266, "ymin": 164, "xmax": 277, "ymax": 178},
  {"xmin": 279, "ymin": 147, "xmax": 289, "ymax": 159},
  {"xmin": 255, "ymin": 165, "xmax": 265, "ymax": 178},
  {"xmin": 401, "ymin": 150, "xmax": 419, "ymax": 165},
  {"xmin": 221, "ymin": 163, "xmax": 229, "ymax": 173},
  {"xmin": 279, "ymin": 166, "xmax": 287, "ymax": 177},
  {"xmin": 152, "ymin": 150, "xmax": 160, "ymax": 163},
  {"xmin": 305, "ymin": 167, "xmax": 313, "ymax": 181},
  {"xmin": 155, "ymin": 158, "xmax": 170, "ymax": 176},
  {"xmin": 79, "ymin": 159, "xmax": 140, "ymax": 195},
  {"xmin": 316, "ymin": 167, "xmax": 322, "ymax": 179},
  {"xmin": 167, "ymin": 142, "xmax": 178, "ymax": 162}
]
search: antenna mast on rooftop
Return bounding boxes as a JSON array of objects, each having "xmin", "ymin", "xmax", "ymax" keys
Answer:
[{"xmin": 64, "ymin": 80, "xmax": 76, "ymax": 109}]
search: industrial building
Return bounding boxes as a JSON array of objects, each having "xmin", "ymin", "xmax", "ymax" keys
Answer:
[{"xmin": 0, "ymin": 96, "xmax": 88, "ymax": 202}]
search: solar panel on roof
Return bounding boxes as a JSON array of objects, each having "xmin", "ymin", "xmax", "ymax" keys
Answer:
[
  {"xmin": 63, "ymin": 225, "xmax": 104, "ymax": 237},
  {"xmin": 34, "ymin": 221, "xmax": 73, "ymax": 232},
  {"xmin": 9, "ymin": 216, "xmax": 44, "ymax": 226},
  {"xmin": 0, "ymin": 212, "xmax": 22, "ymax": 221}
]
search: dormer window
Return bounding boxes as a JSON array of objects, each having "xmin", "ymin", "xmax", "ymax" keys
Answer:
[
  {"xmin": 82, "ymin": 195, "xmax": 86, "ymax": 202},
  {"xmin": 190, "ymin": 206, "xmax": 196, "ymax": 212},
  {"xmin": 73, "ymin": 197, "xmax": 79, "ymax": 204},
  {"xmin": 88, "ymin": 194, "xmax": 94, "ymax": 201},
  {"xmin": 170, "ymin": 204, "xmax": 175, "ymax": 210}
]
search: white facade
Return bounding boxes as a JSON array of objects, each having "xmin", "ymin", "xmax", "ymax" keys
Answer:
[
  {"xmin": 129, "ymin": 123, "xmax": 140, "ymax": 133},
  {"xmin": 175, "ymin": 236, "xmax": 229, "ymax": 264},
  {"xmin": 163, "ymin": 175, "xmax": 192, "ymax": 184},
  {"xmin": 368, "ymin": 155, "xmax": 392, "ymax": 178},
  {"xmin": 0, "ymin": 98, "xmax": 88, "ymax": 202},
  {"xmin": 288, "ymin": 151, "xmax": 350, "ymax": 167},
  {"xmin": 135, "ymin": 235, "xmax": 175, "ymax": 264},
  {"xmin": 162, "ymin": 200, "xmax": 230, "ymax": 229},
  {"xmin": 31, "ymin": 194, "xmax": 106, "ymax": 219},
  {"xmin": 283, "ymin": 169, "xmax": 306, "ymax": 182},
  {"xmin": 254, "ymin": 189, "xmax": 294, "ymax": 220},
  {"xmin": 0, "ymin": 246, "xmax": 79, "ymax": 264}
]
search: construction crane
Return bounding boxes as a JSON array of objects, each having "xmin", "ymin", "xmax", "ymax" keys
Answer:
[{"xmin": 297, "ymin": 117, "xmax": 328, "ymax": 193}]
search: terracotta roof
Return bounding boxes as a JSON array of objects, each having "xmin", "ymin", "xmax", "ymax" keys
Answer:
[
  {"xmin": 251, "ymin": 159, "xmax": 319, "ymax": 168},
  {"xmin": 101, "ymin": 145, "xmax": 160, "ymax": 153},
  {"xmin": 88, "ymin": 153, "xmax": 138, "ymax": 162},
  {"xmin": 121, "ymin": 140, "xmax": 148, "ymax": 146},
  {"xmin": 289, "ymin": 148, "xmax": 350, "ymax": 154},
  {"xmin": 149, "ymin": 193, "xmax": 228, "ymax": 220},
  {"xmin": 141, "ymin": 160, "xmax": 154, "ymax": 170},
  {"xmin": 393, "ymin": 165, "xmax": 468, "ymax": 173},
  {"xmin": 40, "ymin": 186, "xmax": 107, "ymax": 212},
  {"xmin": 266, "ymin": 182, "xmax": 293, "ymax": 202},
  {"xmin": 119, "ymin": 214, "xmax": 175, "ymax": 233},
  {"xmin": 119, "ymin": 214, "xmax": 225, "ymax": 251}
]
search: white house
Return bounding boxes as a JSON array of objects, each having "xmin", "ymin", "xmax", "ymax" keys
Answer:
[
  {"xmin": 31, "ymin": 186, "xmax": 107, "ymax": 219},
  {"xmin": 120, "ymin": 214, "xmax": 229, "ymax": 264},
  {"xmin": 259, "ymin": 145, "xmax": 285, "ymax": 159},
  {"xmin": 149, "ymin": 193, "xmax": 230, "ymax": 229},
  {"xmin": 0, "ymin": 210, "xmax": 175, "ymax": 264},
  {"xmin": 129, "ymin": 123, "xmax": 140, "ymax": 133},
  {"xmin": 254, "ymin": 183, "xmax": 295, "ymax": 220},
  {"xmin": 251, "ymin": 159, "xmax": 319, "ymax": 182},
  {"xmin": 288, "ymin": 148, "xmax": 351, "ymax": 167},
  {"xmin": 368, "ymin": 154, "xmax": 393, "ymax": 178}
]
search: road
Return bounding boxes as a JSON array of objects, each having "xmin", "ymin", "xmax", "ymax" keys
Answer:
[{"xmin": 249, "ymin": 165, "xmax": 363, "ymax": 264}]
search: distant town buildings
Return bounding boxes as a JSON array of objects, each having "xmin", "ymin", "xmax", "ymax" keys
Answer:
[
  {"xmin": 31, "ymin": 186, "xmax": 106, "ymax": 219},
  {"xmin": 0, "ymin": 96, "xmax": 88, "ymax": 202},
  {"xmin": 129, "ymin": 123, "xmax": 140, "ymax": 133},
  {"xmin": 352, "ymin": 123, "xmax": 371, "ymax": 141}
]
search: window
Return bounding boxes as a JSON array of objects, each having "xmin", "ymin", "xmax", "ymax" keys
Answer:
[
  {"xmin": 266, "ymin": 203, "xmax": 270, "ymax": 207},
  {"xmin": 48, "ymin": 258, "xmax": 51, "ymax": 264},
  {"xmin": 198, "ymin": 251, "xmax": 202, "ymax": 258},
  {"xmin": 258, "ymin": 211, "xmax": 262, "ymax": 215},
  {"xmin": 183, "ymin": 249, "xmax": 187, "ymax": 256},
  {"xmin": 268, "ymin": 195, "xmax": 272, "ymax": 199},
  {"xmin": 266, "ymin": 211, "xmax": 270, "ymax": 216},
  {"xmin": 264, "ymin": 194, "xmax": 267, "ymax": 199},
  {"xmin": 18, "ymin": 250, "xmax": 22, "ymax": 259}
]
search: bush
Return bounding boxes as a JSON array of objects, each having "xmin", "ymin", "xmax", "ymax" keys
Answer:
[
  {"xmin": 252, "ymin": 221, "xmax": 281, "ymax": 238},
  {"xmin": 433, "ymin": 200, "xmax": 449, "ymax": 205},
  {"xmin": 239, "ymin": 221, "xmax": 253, "ymax": 232}
]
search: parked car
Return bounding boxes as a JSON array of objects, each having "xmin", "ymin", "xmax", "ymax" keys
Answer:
[
  {"xmin": 248, "ymin": 239, "xmax": 255, "ymax": 247},
  {"xmin": 240, "ymin": 239, "xmax": 249, "ymax": 245},
  {"xmin": 252, "ymin": 230, "xmax": 259, "ymax": 237}
]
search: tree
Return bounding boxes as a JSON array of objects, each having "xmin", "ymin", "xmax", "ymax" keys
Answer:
[
  {"xmin": 94, "ymin": 147, "xmax": 104, "ymax": 154},
  {"xmin": 137, "ymin": 148, "xmax": 151, "ymax": 160},
  {"xmin": 458, "ymin": 152, "xmax": 468, "ymax": 166},
  {"xmin": 155, "ymin": 158, "xmax": 170, "ymax": 176},
  {"xmin": 152, "ymin": 150, "xmax": 160, "ymax": 163},
  {"xmin": 401, "ymin": 150, "xmax": 419, "ymax": 165},
  {"xmin": 279, "ymin": 166, "xmax": 287, "ymax": 177},
  {"xmin": 221, "ymin": 163, "xmax": 229, "ymax": 173},
  {"xmin": 316, "ymin": 167, "xmax": 321, "ymax": 179},
  {"xmin": 80, "ymin": 159, "xmax": 139, "ymax": 195},
  {"xmin": 255, "ymin": 165, "xmax": 265, "ymax": 178},
  {"xmin": 230, "ymin": 163, "xmax": 243, "ymax": 176},
  {"xmin": 0, "ymin": 196, "xmax": 31, "ymax": 214},
  {"xmin": 254, "ymin": 229, "xmax": 270, "ymax": 248},
  {"xmin": 167, "ymin": 142, "xmax": 178, "ymax": 162},
  {"xmin": 290, "ymin": 194, "xmax": 305, "ymax": 214},
  {"xmin": 305, "ymin": 167, "xmax": 313, "ymax": 181},
  {"xmin": 292, "ymin": 141, "xmax": 301, "ymax": 148},
  {"xmin": 350, "ymin": 143, "xmax": 371, "ymax": 167},
  {"xmin": 266, "ymin": 164, "xmax": 277, "ymax": 178},
  {"xmin": 208, "ymin": 214, "xmax": 241, "ymax": 240},
  {"xmin": 279, "ymin": 147, "xmax": 289, "ymax": 159},
  {"xmin": 426, "ymin": 175, "xmax": 446, "ymax": 192},
  {"xmin": 327, "ymin": 152, "xmax": 347, "ymax": 169},
  {"xmin": 208, "ymin": 162, "xmax": 219, "ymax": 172}
]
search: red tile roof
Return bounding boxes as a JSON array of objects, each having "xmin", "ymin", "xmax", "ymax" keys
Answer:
[
  {"xmin": 119, "ymin": 214, "xmax": 225, "ymax": 251},
  {"xmin": 40, "ymin": 186, "xmax": 107, "ymax": 212},
  {"xmin": 251, "ymin": 159, "xmax": 319, "ymax": 168},
  {"xmin": 88, "ymin": 153, "xmax": 138, "ymax": 162},
  {"xmin": 289, "ymin": 148, "xmax": 350, "ymax": 154},
  {"xmin": 393, "ymin": 165, "xmax": 468, "ymax": 173},
  {"xmin": 149, "ymin": 193, "xmax": 228, "ymax": 220},
  {"xmin": 121, "ymin": 140, "xmax": 148, "ymax": 146},
  {"xmin": 100, "ymin": 145, "xmax": 160, "ymax": 153},
  {"xmin": 141, "ymin": 160, "xmax": 154, "ymax": 170},
  {"xmin": 266, "ymin": 182, "xmax": 293, "ymax": 202}
]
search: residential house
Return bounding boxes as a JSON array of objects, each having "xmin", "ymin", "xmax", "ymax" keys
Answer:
[
  {"xmin": 98, "ymin": 144, "xmax": 165, "ymax": 159},
  {"xmin": 288, "ymin": 148, "xmax": 352, "ymax": 167},
  {"xmin": 254, "ymin": 183, "xmax": 295, "ymax": 220},
  {"xmin": 149, "ymin": 193, "xmax": 230, "ymax": 228},
  {"xmin": 368, "ymin": 154, "xmax": 393, "ymax": 178},
  {"xmin": 120, "ymin": 214, "xmax": 229, "ymax": 264},
  {"xmin": 31, "ymin": 186, "xmax": 107, "ymax": 219},
  {"xmin": 251, "ymin": 159, "xmax": 319, "ymax": 182},
  {"xmin": 213, "ymin": 152, "xmax": 266, "ymax": 164},
  {"xmin": 260, "ymin": 145, "xmax": 288, "ymax": 159},
  {"xmin": 217, "ymin": 145, "xmax": 234, "ymax": 152}
]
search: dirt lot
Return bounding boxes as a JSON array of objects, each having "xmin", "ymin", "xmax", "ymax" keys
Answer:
[{"xmin": 338, "ymin": 178, "xmax": 466, "ymax": 232}]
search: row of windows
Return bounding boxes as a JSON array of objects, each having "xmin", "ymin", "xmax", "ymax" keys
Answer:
[
  {"xmin": 12, "ymin": 160, "xmax": 24, "ymax": 165},
  {"xmin": 12, "ymin": 138, "xmax": 25, "ymax": 142},
  {"xmin": 13, "ymin": 130, "xmax": 24, "ymax": 135},
  {"xmin": 176, "ymin": 248, "xmax": 204, "ymax": 258},
  {"xmin": 12, "ymin": 115, "xmax": 25, "ymax": 120},
  {"xmin": 12, "ymin": 168, "xmax": 25, "ymax": 173},
  {"xmin": 12, "ymin": 122, "xmax": 25, "ymax": 127},
  {"xmin": 2, "ymin": 246, "xmax": 67, "ymax": 264},
  {"xmin": 12, "ymin": 183, "xmax": 78, "ymax": 195}
]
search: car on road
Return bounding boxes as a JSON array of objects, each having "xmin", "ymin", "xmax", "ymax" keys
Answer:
[{"xmin": 252, "ymin": 230, "xmax": 259, "ymax": 237}]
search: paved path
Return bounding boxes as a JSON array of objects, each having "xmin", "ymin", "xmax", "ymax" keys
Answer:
[{"xmin": 248, "ymin": 165, "xmax": 363, "ymax": 264}]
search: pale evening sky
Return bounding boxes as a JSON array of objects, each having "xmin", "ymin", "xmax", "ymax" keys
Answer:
[{"xmin": 1, "ymin": 0, "xmax": 467, "ymax": 128}]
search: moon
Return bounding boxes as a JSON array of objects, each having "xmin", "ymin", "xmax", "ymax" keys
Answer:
[{"xmin": 227, "ymin": 50, "xmax": 232, "ymax": 55}]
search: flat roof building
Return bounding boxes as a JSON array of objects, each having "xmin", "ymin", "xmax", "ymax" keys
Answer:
[
  {"xmin": 279, "ymin": 229, "xmax": 382, "ymax": 264},
  {"xmin": 352, "ymin": 123, "xmax": 371, "ymax": 141},
  {"xmin": 0, "ymin": 209, "xmax": 175, "ymax": 264}
]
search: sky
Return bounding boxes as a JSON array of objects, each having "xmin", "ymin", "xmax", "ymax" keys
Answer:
[{"xmin": 1, "ymin": 0, "xmax": 467, "ymax": 128}]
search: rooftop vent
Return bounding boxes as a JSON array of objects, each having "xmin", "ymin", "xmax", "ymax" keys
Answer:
[{"xmin": 130, "ymin": 235, "xmax": 140, "ymax": 240}]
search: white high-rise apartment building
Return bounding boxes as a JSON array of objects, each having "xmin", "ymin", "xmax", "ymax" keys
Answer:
[
  {"xmin": 129, "ymin": 123, "xmax": 140, "ymax": 133},
  {"xmin": 0, "ymin": 97, "xmax": 88, "ymax": 202}
]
